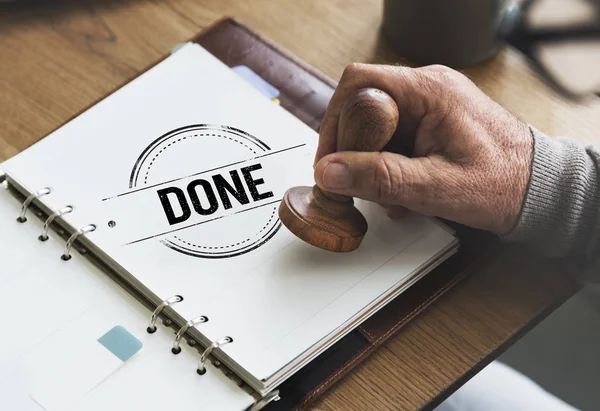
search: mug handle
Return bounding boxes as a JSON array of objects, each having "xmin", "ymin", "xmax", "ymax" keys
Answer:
[{"xmin": 506, "ymin": 0, "xmax": 600, "ymax": 99}]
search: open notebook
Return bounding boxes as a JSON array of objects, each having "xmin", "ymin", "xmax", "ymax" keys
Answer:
[
  {"xmin": 0, "ymin": 42, "xmax": 458, "ymax": 403},
  {"xmin": 0, "ymin": 186, "xmax": 254, "ymax": 411}
]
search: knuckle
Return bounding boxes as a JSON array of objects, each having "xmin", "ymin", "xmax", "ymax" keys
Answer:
[
  {"xmin": 411, "ymin": 69, "xmax": 447, "ymax": 103},
  {"xmin": 414, "ymin": 66, "xmax": 472, "ymax": 118},
  {"xmin": 432, "ymin": 69, "xmax": 459, "ymax": 88},
  {"xmin": 341, "ymin": 62, "xmax": 364, "ymax": 80},
  {"xmin": 422, "ymin": 65, "xmax": 467, "ymax": 89},
  {"xmin": 372, "ymin": 153, "xmax": 401, "ymax": 202},
  {"xmin": 425, "ymin": 64, "xmax": 455, "ymax": 74}
]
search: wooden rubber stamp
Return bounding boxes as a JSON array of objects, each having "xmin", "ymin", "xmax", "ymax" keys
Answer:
[{"xmin": 279, "ymin": 88, "xmax": 400, "ymax": 252}]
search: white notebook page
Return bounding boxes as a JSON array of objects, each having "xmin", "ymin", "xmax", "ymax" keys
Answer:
[
  {"xmin": 0, "ymin": 186, "xmax": 253, "ymax": 411},
  {"xmin": 1, "ymin": 43, "xmax": 456, "ymax": 386},
  {"xmin": 195, "ymin": 205, "xmax": 454, "ymax": 381},
  {"xmin": 2, "ymin": 43, "xmax": 317, "ymax": 304}
]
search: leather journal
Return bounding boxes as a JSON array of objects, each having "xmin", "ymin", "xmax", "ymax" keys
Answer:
[
  {"xmin": 191, "ymin": 18, "xmax": 512, "ymax": 410},
  {"xmin": 1, "ymin": 16, "xmax": 555, "ymax": 411}
]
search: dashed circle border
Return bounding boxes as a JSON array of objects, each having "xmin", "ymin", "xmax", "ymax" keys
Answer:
[{"xmin": 129, "ymin": 124, "xmax": 280, "ymax": 259}]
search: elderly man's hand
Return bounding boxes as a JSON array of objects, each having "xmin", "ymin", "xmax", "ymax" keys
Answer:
[{"xmin": 313, "ymin": 63, "xmax": 533, "ymax": 234}]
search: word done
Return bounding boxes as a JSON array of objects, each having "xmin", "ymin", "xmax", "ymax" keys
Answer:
[{"xmin": 157, "ymin": 163, "xmax": 273, "ymax": 225}]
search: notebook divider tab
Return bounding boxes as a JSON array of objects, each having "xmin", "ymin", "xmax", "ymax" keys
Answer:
[{"xmin": 0, "ymin": 174, "xmax": 280, "ymax": 411}]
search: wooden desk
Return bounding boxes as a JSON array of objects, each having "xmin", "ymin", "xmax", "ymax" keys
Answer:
[{"xmin": 1, "ymin": 1, "xmax": 598, "ymax": 410}]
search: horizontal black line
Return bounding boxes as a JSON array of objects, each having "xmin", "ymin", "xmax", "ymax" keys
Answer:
[
  {"xmin": 102, "ymin": 143, "xmax": 306, "ymax": 202},
  {"xmin": 124, "ymin": 198, "xmax": 282, "ymax": 246}
]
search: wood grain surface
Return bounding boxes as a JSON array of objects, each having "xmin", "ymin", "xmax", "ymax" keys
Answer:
[{"xmin": 0, "ymin": 1, "xmax": 598, "ymax": 410}]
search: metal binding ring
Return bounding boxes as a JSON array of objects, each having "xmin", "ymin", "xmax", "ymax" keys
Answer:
[
  {"xmin": 197, "ymin": 336, "xmax": 233, "ymax": 375},
  {"xmin": 171, "ymin": 316, "xmax": 208, "ymax": 354},
  {"xmin": 61, "ymin": 224, "xmax": 96, "ymax": 261},
  {"xmin": 39, "ymin": 206, "xmax": 74, "ymax": 241},
  {"xmin": 248, "ymin": 390, "xmax": 281, "ymax": 411},
  {"xmin": 17, "ymin": 187, "xmax": 51, "ymax": 223},
  {"xmin": 147, "ymin": 295, "xmax": 184, "ymax": 334}
]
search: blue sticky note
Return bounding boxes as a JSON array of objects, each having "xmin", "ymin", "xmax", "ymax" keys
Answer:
[
  {"xmin": 97, "ymin": 326, "xmax": 143, "ymax": 362},
  {"xmin": 231, "ymin": 65, "xmax": 280, "ymax": 99}
]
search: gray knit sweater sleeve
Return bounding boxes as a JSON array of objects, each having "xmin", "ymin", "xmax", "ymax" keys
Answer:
[{"xmin": 503, "ymin": 127, "xmax": 600, "ymax": 282}]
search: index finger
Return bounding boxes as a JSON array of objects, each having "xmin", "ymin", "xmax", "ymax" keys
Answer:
[{"xmin": 313, "ymin": 63, "xmax": 428, "ymax": 166}]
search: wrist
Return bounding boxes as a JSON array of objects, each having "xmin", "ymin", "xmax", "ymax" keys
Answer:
[
  {"xmin": 497, "ymin": 121, "xmax": 534, "ymax": 233},
  {"xmin": 502, "ymin": 126, "xmax": 600, "ymax": 257}
]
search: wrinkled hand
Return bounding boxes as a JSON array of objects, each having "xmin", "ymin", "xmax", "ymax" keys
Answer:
[{"xmin": 313, "ymin": 63, "xmax": 533, "ymax": 234}]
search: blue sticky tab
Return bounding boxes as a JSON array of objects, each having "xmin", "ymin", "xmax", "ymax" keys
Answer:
[
  {"xmin": 231, "ymin": 65, "xmax": 280, "ymax": 99},
  {"xmin": 97, "ymin": 326, "xmax": 143, "ymax": 362},
  {"xmin": 170, "ymin": 42, "xmax": 187, "ymax": 54}
]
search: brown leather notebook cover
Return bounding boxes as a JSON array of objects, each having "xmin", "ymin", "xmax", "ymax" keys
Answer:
[
  {"xmin": 3, "ymin": 15, "xmax": 578, "ymax": 411},
  {"xmin": 191, "ymin": 18, "xmax": 497, "ymax": 410}
]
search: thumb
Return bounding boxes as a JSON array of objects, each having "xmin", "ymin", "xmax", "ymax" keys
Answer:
[{"xmin": 314, "ymin": 151, "xmax": 437, "ymax": 209}]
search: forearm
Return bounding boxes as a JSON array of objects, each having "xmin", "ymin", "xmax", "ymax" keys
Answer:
[{"xmin": 503, "ymin": 127, "xmax": 600, "ymax": 280}]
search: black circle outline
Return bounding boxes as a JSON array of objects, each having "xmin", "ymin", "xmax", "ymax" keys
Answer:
[
  {"xmin": 129, "ymin": 124, "xmax": 280, "ymax": 259},
  {"xmin": 129, "ymin": 124, "xmax": 270, "ymax": 188}
]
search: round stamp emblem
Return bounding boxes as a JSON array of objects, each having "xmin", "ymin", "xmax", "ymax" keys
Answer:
[{"xmin": 129, "ymin": 124, "xmax": 281, "ymax": 259}]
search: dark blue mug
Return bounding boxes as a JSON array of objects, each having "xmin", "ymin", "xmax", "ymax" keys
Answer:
[
  {"xmin": 381, "ymin": 0, "xmax": 600, "ymax": 98},
  {"xmin": 382, "ymin": 0, "xmax": 522, "ymax": 67}
]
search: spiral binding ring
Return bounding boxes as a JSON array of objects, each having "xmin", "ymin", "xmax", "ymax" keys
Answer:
[
  {"xmin": 17, "ymin": 187, "xmax": 51, "ymax": 223},
  {"xmin": 248, "ymin": 390, "xmax": 281, "ymax": 411},
  {"xmin": 39, "ymin": 206, "xmax": 74, "ymax": 241},
  {"xmin": 61, "ymin": 224, "xmax": 96, "ymax": 261},
  {"xmin": 147, "ymin": 295, "xmax": 184, "ymax": 334},
  {"xmin": 171, "ymin": 316, "xmax": 208, "ymax": 354},
  {"xmin": 197, "ymin": 336, "xmax": 233, "ymax": 375},
  {"xmin": 0, "ymin": 170, "xmax": 6, "ymax": 184}
]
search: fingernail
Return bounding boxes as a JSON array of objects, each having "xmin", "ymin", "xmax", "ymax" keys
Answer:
[{"xmin": 322, "ymin": 163, "xmax": 351, "ymax": 189}]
